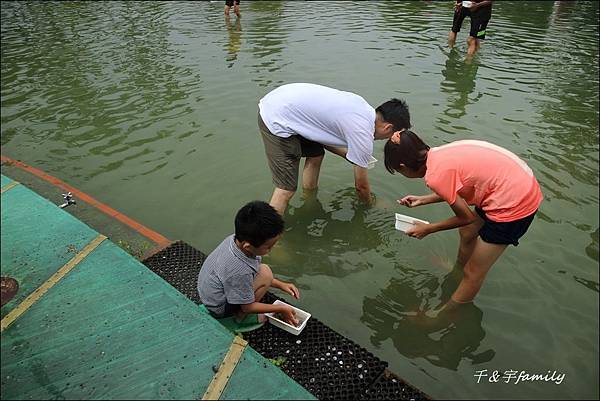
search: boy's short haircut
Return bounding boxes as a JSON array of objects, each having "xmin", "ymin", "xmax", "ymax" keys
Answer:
[
  {"xmin": 376, "ymin": 98, "xmax": 412, "ymax": 131},
  {"xmin": 234, "ymin": 201, "xmax": 284, "ymax": 247}
]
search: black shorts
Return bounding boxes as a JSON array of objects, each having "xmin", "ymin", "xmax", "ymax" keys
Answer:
[
  {"xmin": 452, "ymin": 4, "xmax": 492, "ymax": 39},
  {"xmin": 207, "ymin": 303, "xmax": 241, "ymax": 319},
  {"xmin": 259, "ymin": 112, "xmax": 324, "ymax": 191},
  {"xmin": 299, "ymin": 136, "xmax": 325, "ymax": 158},
  {"xmin": 475, "ymin": 207, "xmax": 536, "ymax": 246},
  {"xmin": 225, "ymin": 0, "xmax": 239, "ymax": 6}
]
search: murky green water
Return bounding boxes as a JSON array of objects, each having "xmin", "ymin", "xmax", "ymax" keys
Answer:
[{"xmin": 1, "ymin": 1, "xmax": 598, "ymax": 399}]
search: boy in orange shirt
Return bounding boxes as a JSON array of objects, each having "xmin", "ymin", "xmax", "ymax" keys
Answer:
[{"xmin": 383, "ymin": 130, "xmax": 542, "ymax": 311}]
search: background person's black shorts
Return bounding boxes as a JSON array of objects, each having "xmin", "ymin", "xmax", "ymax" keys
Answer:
[
  {"xmin": 225, "ymin": 0, "xmax": 240, "ymax": 6},
  {"xmin": 452, "ymin": 5, "xmax": 492, "ymax": 40},
  {"xmin": 475, "ymin": 207, "xmax": 536, "ymax": 246}
]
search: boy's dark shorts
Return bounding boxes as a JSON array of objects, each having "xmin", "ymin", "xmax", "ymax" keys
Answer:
[
  {"xmin": 452, "ymin": 4, "xmax": 492, "ymax": 40},
  {"xmin": 475, "ymin": 207, "xmax": 536, "ymax": 246},
  {"xmin": 258, "ymin": 112, "xmax": 325, "ymax": 192},
  {"xmin": 225, "ymin": 0, "xmax": 240, "ymax": 6},
  {"xmin": 208, "ymin": 303, "xmax": 241, "ymax": 319}
]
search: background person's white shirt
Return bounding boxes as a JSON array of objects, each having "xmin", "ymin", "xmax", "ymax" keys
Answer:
[{"xmin": 258, "ymin": 83, "xmax": 376, "ymax": 168}]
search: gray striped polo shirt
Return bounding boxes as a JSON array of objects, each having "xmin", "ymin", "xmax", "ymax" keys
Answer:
[{"xmin": 197, "ymin": 234, "xmax": 261, "ymax": 317}]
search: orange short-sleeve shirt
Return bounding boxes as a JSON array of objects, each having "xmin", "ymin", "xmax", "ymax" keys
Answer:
[{"xmin": 424, "ymin": 140, "xmax": 543, "ymax": 222}]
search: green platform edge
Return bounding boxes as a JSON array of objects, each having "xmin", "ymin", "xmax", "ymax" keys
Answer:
[{"xmin": 1, "ymin": 174, "xmax": 315, "ymax": 400}]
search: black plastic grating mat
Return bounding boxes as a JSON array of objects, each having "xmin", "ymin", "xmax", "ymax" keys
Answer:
[
  {"xmin": 141, "ymin": 241, "xmax": 206, "ymax": 305},
  {"xmin": 361, "ymin": 369, "xmax": 431, "ymax": 401},
  {"xmin": 243, "ymin": 292, "xmax": 388, "ymax": 400},
  {"xmin": 141, "ymin": 242, "xmax": 430, "ymax": 400}
]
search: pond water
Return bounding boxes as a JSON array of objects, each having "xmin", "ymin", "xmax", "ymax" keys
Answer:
[{"xmin": 1, "ymin": 1, "xmax": 598, "ymax": 399}]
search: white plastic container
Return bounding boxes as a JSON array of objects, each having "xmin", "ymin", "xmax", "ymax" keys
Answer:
[
  {"xmin": 367, "ymin": 156, "xmax": 378, "ymax": 170},
  {"xmin": 395, "ymin": 213, "xmax": 430, "ymax": 233},
  {"xmin": 462, "ymin": 1, "xmax": 473, "ymax": 8},
  {"xmin": 266, "ymin": 300, "xmax": 311, "ymax": 336}
]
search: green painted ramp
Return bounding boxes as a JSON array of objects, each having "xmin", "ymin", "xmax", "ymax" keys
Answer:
[
  {"xmin": 1, "ymin": 174, "xmax": 13, "ymax": 187},
  {"xmin": 1, "ymin": 181, "xmax": 98, "ymax": 319},
  {"xmin": 1, "ymin": 174, "xmax": 315, "ymax": 400}
]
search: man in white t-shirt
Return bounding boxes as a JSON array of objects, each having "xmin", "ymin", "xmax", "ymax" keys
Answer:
[{"xmin": 258, "ymin": 83, "xmax": 411, "ymax": 215}]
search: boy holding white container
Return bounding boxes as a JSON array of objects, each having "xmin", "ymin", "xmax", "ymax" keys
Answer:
[{"xmin": 197, "ymin": 201, "xmax": 300, "ymax": 328}]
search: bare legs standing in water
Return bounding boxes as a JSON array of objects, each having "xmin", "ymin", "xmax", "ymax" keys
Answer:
[
  {"xmin": 448, "ymin": 0, "xmax": 493, "ymax": 59},
  {"xmin": 224, "ymin": 0, "xmax": 240, "ymax": 18}
]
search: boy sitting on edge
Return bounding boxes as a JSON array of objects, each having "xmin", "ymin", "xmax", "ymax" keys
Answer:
[{"xmin": 197, "ymin": 200, "xmax": 299, "ymax": 327}]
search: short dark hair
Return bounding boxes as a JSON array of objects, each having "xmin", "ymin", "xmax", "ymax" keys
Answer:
[
  {"xmin": 234, "ymin": 201, "xmax": 284, "ymax": 247},
  {"xmin": 376, "ymin": 98, "xmax": 411, "ymax": 130},
  {"xmin": 384, "ymin": 130, "xmax": 430, "ymax": 173}
]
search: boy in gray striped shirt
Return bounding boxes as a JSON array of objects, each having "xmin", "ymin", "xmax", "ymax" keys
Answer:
[{"xmin": 197, "ymin": 201, "xmax": 299, "ymax": 326}]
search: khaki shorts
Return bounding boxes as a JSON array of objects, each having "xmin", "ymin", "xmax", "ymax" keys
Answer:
[{"xmin": 258, "ymin": 113, "xmax": 324, "ymax": 191}]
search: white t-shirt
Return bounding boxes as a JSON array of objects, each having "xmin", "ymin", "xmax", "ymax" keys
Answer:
[{"xmin": 258, "ymin": 83, "xmax": 376, "ymax": 168}]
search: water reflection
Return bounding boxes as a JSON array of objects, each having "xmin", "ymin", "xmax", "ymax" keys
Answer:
[
  {"xmin": 533, "ymin": 1, "xmax": 599, "ymax": 149},
  {"xmin": 80, "ymin": 2, "xmax": 192, "ymax": 178},
  {"xmin": 527, "ymin": 1, "xmax": 598, "ymax": 207},
  {"xmin": 361, "ymin": 267, "xmax": 495, "ymax": 370},
  {"xmin": 266, "ymin": 188, "xmax": 390, "ymax": 279},
  {"xmin": 245, "ymin": 1, "xmax": 288, "ymax": 87},
  {"xmin": 573, "ymin": 275, "xmax": 600, "ymax": 294},
  {"xmin": 1, "ymin": 1, "xmax": 196, "ymax": 179},
  {"xmin": 439, "ymin": 48, "xmax": 480, "ymax": 120},
  {"xmin": 585, "ymin": 228, "xmax": 599, "ymax": 262},
  {"xmin": 492, "ymin": 1, "xmax": 554, "ymax": 29},
  {"xmin": 548, "ymin": 0, "xmax": 577, "ymax": 26},
  {"xmin": 376, "ymin": 0, "xmax": 438, "ymax": 35},
  {"xmin": 224, "ymin": 16, "xmax": 242, "ymax": 68}
]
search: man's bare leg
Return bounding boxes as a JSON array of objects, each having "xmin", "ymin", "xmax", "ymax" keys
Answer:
[
  {"xmin": 270, "ymin": 187, "xmax": 296, "ymax": 216},
  {"xmin": 448, "ymin": 30, "xmax": 458, "ymax": 47},
  {"xmin": 467, "ymin": 36, "xmax": 479, "ymax": 57},
  {"xmin": 302, "ymin": 155, "xmax": 324, "ymax": 190}
]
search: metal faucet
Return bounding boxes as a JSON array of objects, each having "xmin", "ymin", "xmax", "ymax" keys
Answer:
[{"xmin": 59, "ymin": 192, "xmax": 76, "ymax": 208}]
